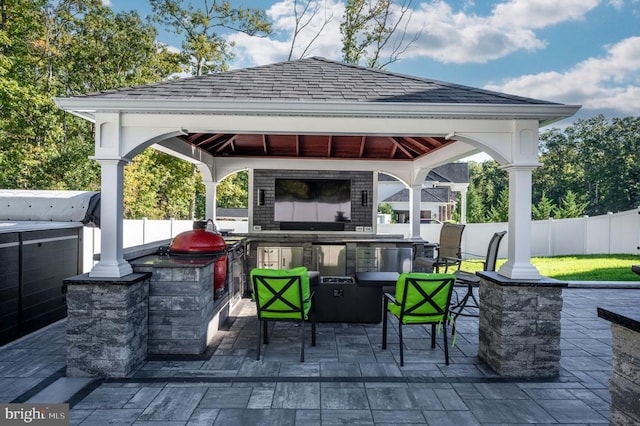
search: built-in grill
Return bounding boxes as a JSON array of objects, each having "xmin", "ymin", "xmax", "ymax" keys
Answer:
[{"xmin": 320, "ymin": 276, "xmax": 355, "ymax": 284}]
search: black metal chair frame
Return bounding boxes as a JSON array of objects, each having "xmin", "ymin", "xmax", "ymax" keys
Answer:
[
  {"xmin": 251, "ymin": 272, "xmax": 316, "ymax": 362},
  {"xmin": 450, "ymin": 231, "xmax": 507, "ymax": 327},
  {"xmin": 382, "ymin": 274, "xmax": 456, "ymax": 366}
]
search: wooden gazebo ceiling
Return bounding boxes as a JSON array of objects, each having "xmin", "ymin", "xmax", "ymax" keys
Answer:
[{"xmin": 179, "ymin": 133, "xmax": 454, "ymax": 161}]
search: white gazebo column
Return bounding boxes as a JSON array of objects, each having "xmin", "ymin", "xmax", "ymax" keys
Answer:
[
  {"xmin": 409, "ymin": 184, "xmax": 422, "ymax": 239},
  {"xmin": 459, "ymin": 187, "xmax": 468, "ymax": 224},
  {"xmin": 203, "ymin": 179, "xmax": 217, "ymax": 222},
  {"xmin": 497, "ymin": 164, "xmax": 541, "ymax": 280},
  {"xmin": 89, "ymin": 157, "xmax": 133, "ymax": 278}
]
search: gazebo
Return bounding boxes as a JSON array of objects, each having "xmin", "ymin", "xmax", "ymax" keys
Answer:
[{"xmin": 55, "ymin": 57, "xmax": 580, "ymax": 378}]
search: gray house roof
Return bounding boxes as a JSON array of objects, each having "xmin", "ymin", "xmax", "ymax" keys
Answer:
[
  {"xmin": 379, "ymin": 163, "xmax": 469, "ymax": 184},
  {"xmin": 384, "ymin": 187, "xmax": 454, "ymax": 204},
  {"xmin": 75, "ymin": 57, "xmax": 559, "ymax": 106}
]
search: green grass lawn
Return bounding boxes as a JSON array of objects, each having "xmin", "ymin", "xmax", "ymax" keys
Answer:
[{"xmin": 459, "ymin": 254, "xmax": 640, "ymax": 281}]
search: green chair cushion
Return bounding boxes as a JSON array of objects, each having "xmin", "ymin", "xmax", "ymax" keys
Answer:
[
  {"xmin": 251, "ymin": 266, "xmax": 311, "ymax": 320},
  {"xmin": 389, "ymin": 273, "xmax": 455, "ymax": 324}
]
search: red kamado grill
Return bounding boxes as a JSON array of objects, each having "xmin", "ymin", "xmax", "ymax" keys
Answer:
[{"xmin": 169, "ymin": 220, "xmax": 227, "ymax": 300}]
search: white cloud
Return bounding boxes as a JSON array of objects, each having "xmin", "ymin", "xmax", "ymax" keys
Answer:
[
  {"xmin": 228, "ymin": 0, "xmax": 603, "ymax": 66},
  {"xmin": 608, "ymin": 0, "xmax": 624, "ymax": 9},
  {"xmin": 491, "ymin": 0, "xmax": 599, "ymax": 29},
  {"xmin": 484, "ymin": 37, "xmax": 640, "ymax": 115},
  {"xmin": 228, "ymin": 0, "xmax": 344, "ymax": 68}
]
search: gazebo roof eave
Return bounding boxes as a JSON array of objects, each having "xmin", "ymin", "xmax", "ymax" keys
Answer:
[{"xmin": 53, "ymin": 97, "xmax": 582, "ymax": 126}]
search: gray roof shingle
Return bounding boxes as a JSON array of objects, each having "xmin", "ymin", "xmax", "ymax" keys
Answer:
[
  {"xmin": 384, "ymin": 187, "xmax": 454, "ymax": 203},
  {"xmin": 74, "ymin": 57, "xmax": 559, "ymax": 106}
]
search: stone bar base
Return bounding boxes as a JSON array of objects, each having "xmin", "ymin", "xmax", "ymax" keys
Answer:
[
  {"xmin": 477, "ymin": 272, "xmax": 566, "ymax": 378},
  {"xmin": 131, "ymin": 256, "xmax": 215, "ymax": 355},
  {"xmin": 597, "ymin": 307, "xmax": 640, "ymax": 425},
  {"xmin": 64, "ymin": 273, "xmax": 150, "ymax": 378}
]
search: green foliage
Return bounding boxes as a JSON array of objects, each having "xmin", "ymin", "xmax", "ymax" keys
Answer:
[
  {"xmin": 465, "ymin": 182, "xmax": 486, "ymax": 223},
  {"xmin": 532, "ymin": 191, "xmax": 556, "ymax": 220},
  {"xmin": 377, "ymin": 202, "xmax": 396, "ymax": 223},
  {"xmin": 150, "ymin": 0, "xmax": 271, "ymax": 76},
  {"xmin": 216, "ymin": 171, "xmax": 248, "ymax": 208},
  {"xmin": 341, "ymin": 0, "xmax": 415, "ymax": 69},
  {"xmin": 1, "ymin": 0, "xmax": 186, "ymax": 216},
  {"xmin": 465, "ymin": 161, "xmax": 508, "ymax": 223},
  {"xmin": 485, "ymin": 187, "xmax": 509, "ymax": 223},
  {"xmin": 536, "ymin": 115, "xmax": 639, "ymax": 216},
  {"xmin": 554, "ymin": 190, "xmax": 588, "ymax": 219},
  {"xmin": 123, "ymin": 149, "xmax": 202, "ymax": 219}
]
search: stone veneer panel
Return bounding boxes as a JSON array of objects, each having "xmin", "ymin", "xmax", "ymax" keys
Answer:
[
  {"xmin": 478, "ymin": 272, "xmax": 565, "ymax": 378},
  {"xmin": 134, "ymin": 260, "xmax": 215, "ymax": 355},
  {"xmin": 64, "ymin": 273, "xmax": 150, "ymax": 378},
  {"xmin": 253, "ymin": 169, "xmax": 373, "ymax": 231},
  {"xmin": 597, "ymin": 307, "xmax": 640, "ymax": 425}
]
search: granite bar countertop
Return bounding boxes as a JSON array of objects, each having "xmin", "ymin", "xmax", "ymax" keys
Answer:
[
  {"xmin": 597, "ymin": 306, "xmax": 640, "ymax": 333},
  {"xmin": 130, "ymin": 254, "xmax": 219, "ymax": 268},
  {"xmin": 236, "ymin": 233, "xmax": 427, "ymax": 244}
]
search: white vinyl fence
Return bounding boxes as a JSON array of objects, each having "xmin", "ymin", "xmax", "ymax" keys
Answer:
[
  {"xmin": 378, "ymin": 208, "xmax": 640, "ymax": 261},
  {"xmin": 82, "ymin": 209, "xmax": 639, "ymax": 273}
]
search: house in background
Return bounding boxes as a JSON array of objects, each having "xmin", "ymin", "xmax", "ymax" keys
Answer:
[{"xmin": 377, "ymin": 163, "xmax": 469, "ymax": 223}]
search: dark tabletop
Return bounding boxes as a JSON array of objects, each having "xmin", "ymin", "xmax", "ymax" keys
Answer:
[{"xmin": 355, "ymin": 272, "xmax": 400, "ymax": 287}]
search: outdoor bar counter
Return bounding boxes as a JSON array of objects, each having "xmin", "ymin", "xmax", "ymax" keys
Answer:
[
  {"xmin": 597, "ymin": 265, "xmax": 640, "ymax": 424},
  {"xmin": 64, "ymin": 233, "xmax": 429, "ymax": 377}
]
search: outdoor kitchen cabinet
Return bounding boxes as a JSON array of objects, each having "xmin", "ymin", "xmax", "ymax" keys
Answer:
[
  {"xmin": 0, "ymin": 225, "xmax": 82, "ymax": 346},
  {"xmin": 355, "ymin": 247, "xmax": 412, "ymax": 273},
  {"xmin": 311, "ymin": 244, "xmax": 346, "ymax": 276},
  {"xmin": 257, "ymin": 246, "xmax": 304, "ymax": 269}
]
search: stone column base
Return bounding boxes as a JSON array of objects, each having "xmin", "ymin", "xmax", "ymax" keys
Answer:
[
  {"xmin": 600, "ymin": 317, "xmax": 640, "ymax": 425},
  {"xmin": 477, "ymin": 272, "xmax": 565, "ymax": 378},
  {"xmin": 64, "ymin": 273, "xmax": 150, "ymax": 378}
]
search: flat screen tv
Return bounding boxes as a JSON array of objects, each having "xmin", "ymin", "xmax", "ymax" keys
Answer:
[{"xmin": 274, "ymin": 179, "xmax": 351, "ymax": 223}]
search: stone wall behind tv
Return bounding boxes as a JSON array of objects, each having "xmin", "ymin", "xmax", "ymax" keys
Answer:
[{"xmin": 253, "ymin": 169, "xmax": 373, "ymax": 231}]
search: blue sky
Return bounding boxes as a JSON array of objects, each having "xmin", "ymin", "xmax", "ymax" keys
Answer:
[{"xmin": 108, "ymin": 1, "xmax": 639, "ymax": 127}]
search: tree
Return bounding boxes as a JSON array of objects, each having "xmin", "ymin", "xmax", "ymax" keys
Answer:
[
  {"xmin": 532, "ymin": 191, "xmax": 556, "ymax": 220},
  {"xmin": 123, "ymin": 149, "xmax": 201, "ymax": 219},
  {"xmin": 150, "ymin": 0, "xmax": 271, "ymax": 76},
  {"xmin": 465, "ymin": 182, "xmax": 486, "ymax": 223},
  {"xmin": 216, "ymin": 171, "xmax": 248, "ymax": 208},
  {"xmin": 554, "ymin": 190, "xmax": 588, "ymax": 219},
  {"xmin": 341, "ymin": 0, "xmax": 419, "ymax": 69},
  {"xmin": 486, "ymin": 187, "xmax": 509, "ymax": 223},
  {"xmin": 286, "ymin": 0, "xmax": 334, "ymax": 60},
  {"xmin": 536, "ymin": 115, "xmax": 639, "ymax": 216},
  {"xmin": 0, "ymin": 0, "xmax": 190, "ymax": 221}
]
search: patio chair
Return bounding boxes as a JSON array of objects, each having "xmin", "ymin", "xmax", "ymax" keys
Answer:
[
  {"xmin": 250, "ymin": 266, "xmax": 316, "ymax": 362},
  {"xmin": 413, "ymin": 223, "xmax": 466, "ymax": 273},
  {"xmin": 382, "ymin": 273, "xmax": 456, "ymax": 366},
  {"xmin": 450, "ymin": 231, "xmax": 506, "ymax": 331}
]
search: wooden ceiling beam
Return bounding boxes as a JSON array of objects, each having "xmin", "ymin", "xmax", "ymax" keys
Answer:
[
  {"xmin": 195, "ymin": 133, "xmax": 227, "ymax": 147},
  {"xmin": 422, "ymin": 137, "xmax": 444, "ymax": 149},
  {"xmin": 214, "ymin": 134, "xmax": 239, "ymax": 153},
  {"xmin": 389, "ymin": 137, "xmax": 414, "ymax": 158}
]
